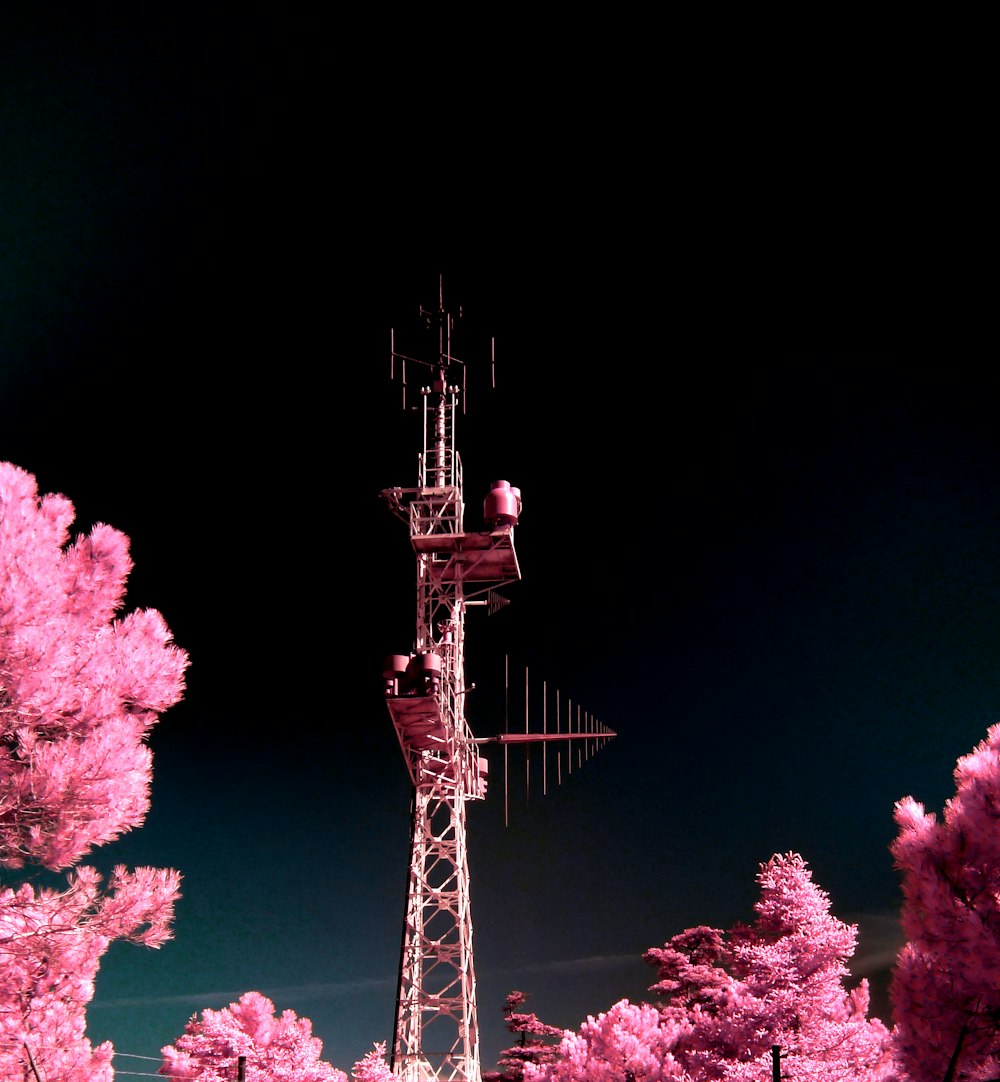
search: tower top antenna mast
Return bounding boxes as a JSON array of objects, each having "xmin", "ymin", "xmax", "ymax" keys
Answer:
[{"xmin": 390, "ymin": 274, "xmax": 468, "ymax": 415}]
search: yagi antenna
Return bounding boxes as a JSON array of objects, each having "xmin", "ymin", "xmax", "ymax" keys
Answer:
[{"xmin": 474, "ymin": 657, "xmax": 617, "ymax": 826}]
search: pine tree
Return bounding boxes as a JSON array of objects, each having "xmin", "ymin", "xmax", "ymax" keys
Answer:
[
  {"xmin": 647, "ymin": 854, "xmax": 892, "ymax": 1080},
  {"xmin": 350, "ymin": 1041, "xmax": 394, "ymax": 1082},
  {"xmin": 483, "ymin": 991, "xmax": 564, "ymax": 1081},
  {"xmin": 890, "ymin": 721, "xmax": 1000, "ymax": 1082},
  {"xmin": 1, "ymin": 462, "xmax": 188, "ymax": 1080},
  {"xmin": 707, "ymin": 853, "xmax": 894, "ymax": 1082}
]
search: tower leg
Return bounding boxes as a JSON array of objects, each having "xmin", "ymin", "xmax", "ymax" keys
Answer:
[{"xmin": 393, "ymin": 777, "xmax": 479, "ymax": 1082}]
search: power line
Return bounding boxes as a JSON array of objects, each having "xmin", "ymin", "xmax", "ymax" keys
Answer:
[
  {"xmin": 112, "ymin": 1050, "xmax": 248, "ymax": 1079},
  {"xmin": 114, "ymin": 1073, "xmax": 187, "ymax": 1079}
]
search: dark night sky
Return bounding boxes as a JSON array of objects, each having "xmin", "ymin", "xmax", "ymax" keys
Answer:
[{"xmin": 2, "ymin": 13, "xmax": 997, "ymax": 1074}]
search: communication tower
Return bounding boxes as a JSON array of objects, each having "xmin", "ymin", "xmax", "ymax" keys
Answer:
[{"xmin": 380, "ymin": 280, "xmax": 614, "ymax": 1082}]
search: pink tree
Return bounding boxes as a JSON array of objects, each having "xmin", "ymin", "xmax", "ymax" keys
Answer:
[
  {"xmin": 1, "ymin": 461, "xmax": 188, "ymax": 1080},
  {"xmin": 699, "ymin": 853, "xmax": 894, "ymax": 1082},
  {"xmin": 159, "ymin": 991, "xmax": 348, "ymax": 1081},
  {"xmin": 484, "ymin": 991, "xmax": 564, "ymax": 1081},
  {"xmin": 528, "ymin": 853, "xmax": 893, "ymax": 1082},
  {"xmin": 351, "ymin": 1041, "xmax": 394, "ymax": 1082},
  {"xmin": 890, "ymin": 721, "xmax": 1000, "ymax": 1082},
  {"xmin": 643, "ymin": 855, "xmax": 894, "ymax": 1080}
]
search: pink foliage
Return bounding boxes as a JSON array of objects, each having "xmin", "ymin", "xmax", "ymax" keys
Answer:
[
  {"xmin": 159, "ymin": 991, "xmax": 348, "ymax": 1081},
  {"xmin": 529, "ymin": 854, "xmax": 893, "ymax": 1082},
  {"xmin": 1, "ymin": 463, "xmax": 188, "ymax": 870},
  {"xmin": 711, "ymin": 853, "xmax": 893, "ymax": 1081},
  {"xmin": 890, "ymin": 721, "xmax": 1000, "ymax": 1081},
  {"xmin": 487, "ymin": 990, "xmax": 565, "ymax": 1080},
  {"xmin": 1, "ymin": 462, "xmax": 188, "ymax": 1080},
  {"xmin": 351, "ymin": 1040, "xmax": 394, "ymax": 1082},
  {"xmin": 524, "ymin": 1000, "xmax": 692, "ymax": 1081}
]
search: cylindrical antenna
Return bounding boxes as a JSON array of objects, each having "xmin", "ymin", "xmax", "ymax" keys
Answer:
[
  {"xmin": 567, "ymin": 698, "xmax": 573, "ymax": 775},
  {"xmin": 543, "ymin": 680, "xmax": 548, "ymax": 798},
  {"xmin": 525, "ymin": 666, "xmax": 530, "ymax": 806},
  {"xmin": 504, "ymin": 654, "xmax": 509, "ymax": 828},
  {"xmin": 556, "ymin": 689, "xmax": 562, "ymax": 786}
]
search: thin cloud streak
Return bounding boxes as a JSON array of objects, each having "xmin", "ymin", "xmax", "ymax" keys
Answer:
[
  {"xmin": 491, "ymin": 914, "xmax": 906, "ymax": 989},
  {"xmin": 848, "ymin": 911, "xmax": 905, "ymax": 979},
  {"xmin": 498, "ymin": 953, "xmax": 643, "ymax": 979},
  {"xmin": 91, "ymin": 976, "xmax": 396, "ymax": 1010}
]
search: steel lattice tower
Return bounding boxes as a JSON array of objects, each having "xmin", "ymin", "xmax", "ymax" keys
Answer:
[{"xmin": 380, "ymin": 283, "xmax": 613, "ymax": 1082}]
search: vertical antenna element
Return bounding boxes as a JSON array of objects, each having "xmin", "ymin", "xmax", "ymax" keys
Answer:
[
  {"xmin": 505, "ymin": 654, "xmax": 510, "ymax": 829},
  {"xmin": 567, "ymin": 699, "xmax": 573, "ymax": 775},
  {"xmin": 556, "ymin": 689, "xmax": 562, "ymax": 786},
  {"xmin": 525, "ymin": 666, "xmax": 530, "ymax": 806},
  {"xmin": 543, "ymin": 680, "xmax": 548, "ymax": 798}
]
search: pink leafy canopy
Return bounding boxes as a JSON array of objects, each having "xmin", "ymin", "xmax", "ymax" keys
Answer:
[
  {"xmin": 350, "ymin": 1041, "xmax": 394, "ymax": 1082},
  {"xmin": 160, "ymin": 991, "xmax": 348, "ymax": 1082},
  {"xmin": 0, "ymin": 461, "xmax": 189, "ymax": 870},
  {"xmin": 530, "ymin": 853, "xmax": 892, "ymax": 1082},
  {"xmin": 889, "ymin": 721, "xmax": 1000, "ymax": 1082},
  {"xmin": 1, "ymin": 462, "xmax": 188, "ymax": 1079}
]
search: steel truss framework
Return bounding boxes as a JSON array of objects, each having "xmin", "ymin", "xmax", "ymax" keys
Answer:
[{"xmin": 381, "ymin": 297, "xmax": 517, "ymax": 1082}]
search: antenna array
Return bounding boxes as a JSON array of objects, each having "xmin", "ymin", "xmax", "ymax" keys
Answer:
[{"xmin": 477, "ymin": 658, "xmax": 616, "ymax": 826}]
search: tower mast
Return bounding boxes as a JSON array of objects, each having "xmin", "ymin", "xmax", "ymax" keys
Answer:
[
  {"xmin": 380, "ymin": 281, "xmax": 615, "ymax": 1081},
  {"xmin": 381, "ymin": 284, "xmax": 520, "ymax": 1082}
]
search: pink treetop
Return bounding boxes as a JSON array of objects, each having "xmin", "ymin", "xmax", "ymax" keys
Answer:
[
  {"xmin": 644, "ymin": 926, "xmax": 734, "ymax": 1014},
  {"xmin": 485, "ymin": 990, "xmax": 565, "ymax": 1080},
  {"xmin": 351, "ymin": 1041, "xmax": 394, "ymax": 1082},
  {"xmin": 890, "ymin": 721, "xmax": 1000, "ymax": 1082},
  {"xmin": 711, "ymin": 853, "xmax": 893, "ymax": 1082},
  {"xmin": 1, "ymin": 461, "xmax": 188, "ymax": 1080},
  {"xmin": 159, "ymin": 991, "xmax": 348, "ymax": 1081},
  {"xmin": 523, "ymin": 1000, "xmax": 694, "ymax": 1082}
]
